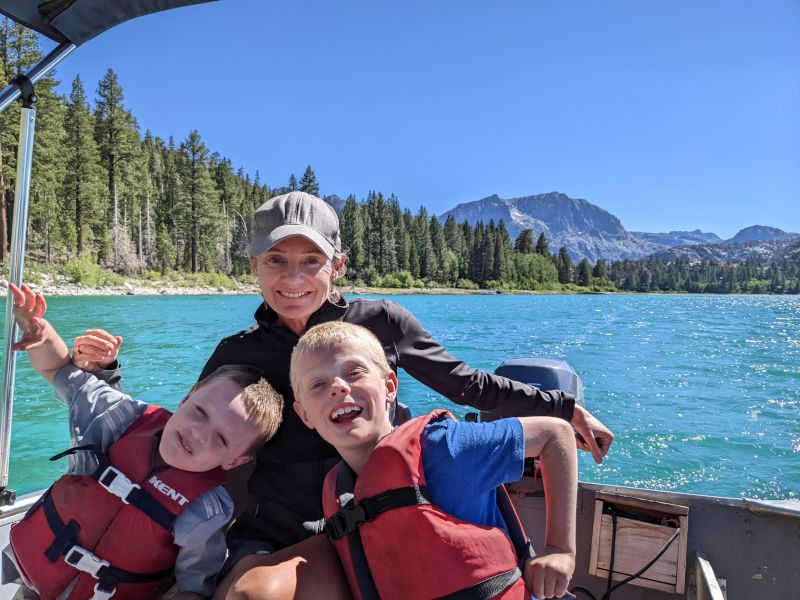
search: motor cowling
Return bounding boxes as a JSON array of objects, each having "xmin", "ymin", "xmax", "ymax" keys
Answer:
[{"xmin": 469, "ymin": 357, "xmax": 585, "ymax": 496}]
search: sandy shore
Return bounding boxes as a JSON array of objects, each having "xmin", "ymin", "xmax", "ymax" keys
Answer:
[{"xmin": 0, "ymin": 274, "xmax": 523, "ymax": 297}]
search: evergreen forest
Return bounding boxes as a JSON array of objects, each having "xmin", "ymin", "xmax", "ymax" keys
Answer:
[{"xmin": 1, "ymin": 21, "xmax": 797, "ymax": 295}]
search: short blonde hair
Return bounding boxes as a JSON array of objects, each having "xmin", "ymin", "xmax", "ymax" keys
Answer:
[
  {"xmin": 198, "ymin": 364, "xmax": 284, "ymax": 455},
  {"xmin": 290, "ymin": 322, "xmax": 391, "ymax": 398}
]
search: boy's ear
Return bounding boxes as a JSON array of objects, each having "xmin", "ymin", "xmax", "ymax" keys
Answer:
[
  {"xmin": 385, "ymin": 372, "xmax": 398, "ymax": 404},
  {"xmin": 221, "ymin": 454, "xmax": 253, "ymax": 471},
  {"xmin": 293, "ymin": 400, "xmax": 316, "ymax": 430}
]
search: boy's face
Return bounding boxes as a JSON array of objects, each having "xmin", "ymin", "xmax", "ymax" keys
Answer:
[
  {"xmin": 160, "ymin": 378, "xmax": 261, "ymax": 472},
  {"xmin": 293, "ymin": 341, "xmax": 397, "ymax": 456}
]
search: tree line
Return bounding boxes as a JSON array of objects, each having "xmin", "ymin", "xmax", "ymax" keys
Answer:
[
  {"xmin": 0, "ymin": 20, "xmax": 319, "ymax": 278},
  {"xmin": 338, "ymin": 192, "xmax": 800, "ymax": 294},
  {"xmin": 1, "ymin": 20, "xmax": 797, "ymax": 294}
]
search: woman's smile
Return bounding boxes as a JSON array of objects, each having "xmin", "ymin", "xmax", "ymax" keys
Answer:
[{"xmin": 250, "ymin": 236, "xmax": 340, "ymax": 335}]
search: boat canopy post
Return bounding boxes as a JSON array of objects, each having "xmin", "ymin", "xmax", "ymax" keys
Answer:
[{"xmin": 0, "ymin": 45, "xmax": 69, "ymax": 504}]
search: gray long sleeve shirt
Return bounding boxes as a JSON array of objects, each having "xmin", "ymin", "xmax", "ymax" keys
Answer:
[{"xmin": 1, "ymin": 365, "xmax": 233, "ymax": 598}]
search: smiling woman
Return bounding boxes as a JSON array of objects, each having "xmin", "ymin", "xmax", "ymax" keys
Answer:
[{"xmin": 78, "ymin": 190, "xmax": 614, "ymax": 600}]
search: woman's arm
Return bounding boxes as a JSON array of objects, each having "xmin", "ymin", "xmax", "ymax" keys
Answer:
[{"xmin": 390, "ymin": 301, "xmax": 614, "ymax": 461}]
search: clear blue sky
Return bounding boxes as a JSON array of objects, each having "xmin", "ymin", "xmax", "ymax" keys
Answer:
[{"xmin": 40, "ymin": 0, "xmax": 799, "ymax": 239}]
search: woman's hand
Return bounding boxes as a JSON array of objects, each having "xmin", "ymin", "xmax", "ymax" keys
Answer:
[
  {"xmin": 524, "ymin": 550, "xmax": 575, "ymax": 599},
  {"xmin": 71, "ymin": 329, "xmax": 122, "ymax": 372},
  {"xmin": 572, "ymin": 405, "xmax": 614, "ymax": 464}
]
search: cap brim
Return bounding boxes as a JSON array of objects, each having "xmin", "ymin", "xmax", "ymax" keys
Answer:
[{"xmin": 251, "ymin": 224, "xmax": 336, "ymax": 259}]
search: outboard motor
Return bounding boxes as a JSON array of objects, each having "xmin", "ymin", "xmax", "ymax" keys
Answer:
[
  {"xmin": 468, "ymin": 357, "xmax": 585, "ymax": 497},
  {"xmin": 467, "ymin": 357, "xmax": 584, "ymax": 423}
]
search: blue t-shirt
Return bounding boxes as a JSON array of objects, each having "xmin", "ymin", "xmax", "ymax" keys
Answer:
[{"xmin": 420, "ymin": 416, "xmax": 525, "ymax": 531}]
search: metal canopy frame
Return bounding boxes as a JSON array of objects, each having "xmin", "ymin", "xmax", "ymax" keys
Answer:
[{"xmin": 0, "ymin": 0, "xmax": 218, "ymax": 505}]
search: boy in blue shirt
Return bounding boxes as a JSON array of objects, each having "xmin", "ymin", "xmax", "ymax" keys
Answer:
[{"xmin": 290, "ymin": 321, "xmax": 577, "ymax": 599}]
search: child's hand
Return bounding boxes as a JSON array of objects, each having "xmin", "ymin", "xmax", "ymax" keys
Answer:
[
  {"xmin": 524, "ymin": 550, "xmax": 575, "ymax": 599},
  {"xmin": 9, "ymin": 282, "xmax": 48, "ymax": 350},
  {"xmin": 71, "ymin": 329, "xmax": 122, "ymax": 372}
]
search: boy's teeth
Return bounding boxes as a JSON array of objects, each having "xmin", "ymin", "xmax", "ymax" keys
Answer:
[{"xmin": 331, "ymin": 405, "xmax": 363, "ymax": 421}]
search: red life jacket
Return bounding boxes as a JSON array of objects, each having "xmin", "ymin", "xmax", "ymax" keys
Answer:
[
  {"xmin": 10, "ymin": 404, "xmax": 226, "ymax": 600},
  {"xmin": 322, "ymin": 409, "xmax": 533, "ymax": 600}
]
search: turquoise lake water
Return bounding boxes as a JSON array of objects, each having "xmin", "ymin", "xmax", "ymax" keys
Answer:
[{"xmin": 2, "ymin": 293, "xmax": 798, "ymax": 499}]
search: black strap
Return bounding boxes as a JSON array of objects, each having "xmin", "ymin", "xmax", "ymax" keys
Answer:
[
  {"xmin": 51, "ymin": 444, "xmax": 175, "ymax": 532},
  {"xmin": 495, "ymin": 485, "xmax": 537, "ymax": 571},
  {"xmin": 332, "ymin": 464, "xmax": 381, "ymax": 600},
  {"xmin": 325, "ymin": 485, "xmax": 433, "ymax": 540},
  {"xmin": 42, "ymin": 490, "xmax": 80, "ymax": 563},
  {"xmin": 436, "ymin": 567, "xmax": 522, "ymax": 600},
  {"xmin": 41, "ymin": 492, "xmax": 172, "ymax": 591}
]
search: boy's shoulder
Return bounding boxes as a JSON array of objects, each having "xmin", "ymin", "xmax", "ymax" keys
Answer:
[{"xmin": 419, "ymin": 412, "xmax": 524, "ymax": 461}]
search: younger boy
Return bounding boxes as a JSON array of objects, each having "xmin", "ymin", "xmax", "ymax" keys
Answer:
[
  {"xmin": 2, "ymin": 283, "xmax": 284, "ymax": 600},
  {"xmin": 289, "ymin": 321, "xmax": 578, "ymax": 600}
]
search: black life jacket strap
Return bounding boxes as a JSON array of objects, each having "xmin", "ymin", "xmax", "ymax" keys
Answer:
[
  {"xmin": 41, "ymin": 491, "xmax": 172, "ymax": 594},
  {"xmin": 51, "ymin": 444, "xmax": 175, "ymax": 532},
  {"xmin": 435, "ymin": 567, "xmax": 522, "ymax": 600},
  {"xmin": 325, "ymin": 484, "xmax": 433, "ymax": 540},
  {"xmin": 495, "ymin": 485, "xmax": 537, "ymax": 572}
]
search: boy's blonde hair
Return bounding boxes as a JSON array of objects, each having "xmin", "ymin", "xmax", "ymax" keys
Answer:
[
  {"xmin": 290, "ymin": 322, "xmax": 392, "ymax": 397},
  {"xmin": 197, "ymin": 364, "xmax": 284, "ymax": 455}
]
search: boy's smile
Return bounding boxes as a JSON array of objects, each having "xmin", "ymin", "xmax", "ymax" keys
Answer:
[{"xmin": 293, "ymin": 341, "xmax": 397, "ymax": 472}]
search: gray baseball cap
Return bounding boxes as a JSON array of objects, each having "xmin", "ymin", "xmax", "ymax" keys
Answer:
[{"xmin": 250, "ymin": 191, "xmax": 341, "ymax": 259}]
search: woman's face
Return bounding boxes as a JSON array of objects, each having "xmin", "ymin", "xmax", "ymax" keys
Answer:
[{"xmin": 250, "ymin": 236, "xmax": 340, "ymax": 335}]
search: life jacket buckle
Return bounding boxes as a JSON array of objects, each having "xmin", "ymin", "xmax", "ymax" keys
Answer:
[
  {"xmin": 91, "ymin": 581, "xmax": 117, "ymax": 600},
  {"xmin": 326, "ymin": 503, "xmax": 369, "ymax": 540},
  {"xmin": 98, "ymin": 465, "xmax": 140, "ymax": 504},
  {"xmin": 64, "ymin": 545, "xmax": 109, "ymax": 578}
]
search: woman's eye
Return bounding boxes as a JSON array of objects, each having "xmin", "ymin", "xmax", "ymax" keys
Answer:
[
  {"xmin": 266, "ymin": 255, "xmax": 285, "ymax": 265},
  {"xmin": 304, "ymin": 256, "xmax": 321, "ymax": 266}
]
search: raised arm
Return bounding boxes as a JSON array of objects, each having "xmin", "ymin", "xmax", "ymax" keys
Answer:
[
  {"xmin": 518, "ymin": 416, "xmax": 577, "ymax": 599},
  {"xmin": 9, "ymin": 283, "xmax": 69, "ymax": 384}
]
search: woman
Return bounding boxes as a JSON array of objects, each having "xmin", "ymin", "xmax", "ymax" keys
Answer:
[{"xmin": 77, "ymin": 191, "xmax": 613, "ymax": 600}]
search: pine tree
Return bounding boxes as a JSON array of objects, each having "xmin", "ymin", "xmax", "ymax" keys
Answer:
[
  {"xmin": 178, "ymin": 130, "xmax": 220, "ymax": 273},
  {"xmin": 414, "ymin": 207, "xmax": 435, "ymax": 280},
  {"xmin": 299, "ymin": 165, "xmax": 319, "ymax": 196},
  {"xmin": 288, "ymin": 174, "xmax": 298, "ymax": 191},
  {"xmin": 389, "ymin": 195, "xmax": 409, "ymax": 273},
  {"xmin": 556, "ymin": 247, "xmax": 573, "ymax": 284},
  {"xmin": 62, "ymin": 75, "xmax": 103, "ymax": 256},
  {"xmin": 94, "ymin": 69, "xmax": 140, "ymax": 269},
  {"xmin": 535, "ymin": 232, "xmax": 550, "ymax": 256},
  {"xmin": 592, "ymin": 258, "xmax": 607, "ymax": 279},
  {"xmin": 514, "ymin": 229, "xmax": 534, "ymax": 254},
  {"xmin": 212, "ymin": 156, "xmax": 247, "ymax": 274},
  {"xmin": 494, "ymin": 220, "xmax": 513, "ymax": 281},
  {"xmin": 340, "ymin": 195, "xmax": 365, "ymax": 277},
  {"xmin": 577, "ymin": 257, "xmax": 593, "ymax": 287}
]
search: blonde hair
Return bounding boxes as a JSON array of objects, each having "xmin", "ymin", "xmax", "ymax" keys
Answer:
[
  {"xmin": 328, "ymin": 251, "xmax": 347, "ymax": 304},
  {"xmin": 198, "ymin": 364, "xmax": 284, "ymax": 455},
  {"xmin": 290, "ymin": 322, "xmax": 391, "ymax": 398}
]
